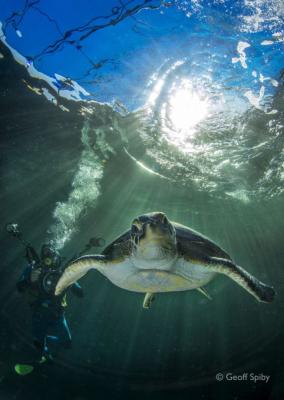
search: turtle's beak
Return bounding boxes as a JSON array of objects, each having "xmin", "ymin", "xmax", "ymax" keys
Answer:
[
  {"xmin": 144, "ymin": 223, "xmax": 161, "ymax": 239},
  {"xmin": 141, "ymin": 220, "xmax": 169, "ymax": 243}
]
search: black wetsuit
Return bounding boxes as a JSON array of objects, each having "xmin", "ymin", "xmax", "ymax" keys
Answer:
[{"xmin": 17, "ymin": 265, "xmax": 83, "ymax": 357}]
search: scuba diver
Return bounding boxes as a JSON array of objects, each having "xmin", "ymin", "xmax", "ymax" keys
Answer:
[{"xmin": 6, "ymin": 223, "xmax": 84, "ymax": 375}]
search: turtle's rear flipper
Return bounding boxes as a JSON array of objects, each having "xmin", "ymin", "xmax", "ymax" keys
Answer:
[
  {"xmin": 208, "ymin": 257, "xmax": 275, "ymax": 303},
  {"xmin": 55, "ymin": 255, "xmax": 107, "ymax": 295},
  {"xmin": 143, "ymin": 293, "xmax": 155, "ymax": 309}
]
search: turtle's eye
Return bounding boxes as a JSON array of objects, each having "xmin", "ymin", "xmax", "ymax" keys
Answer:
[
  {"xmin": 131, "ymin": 220, "xmax": 142, "ymax": 233},
  {"xmin": 161, "ymin": 215, "xmax": 169, "ymax": 225}
]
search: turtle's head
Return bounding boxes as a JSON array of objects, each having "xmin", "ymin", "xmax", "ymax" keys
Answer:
[{"xmin": 130, "ymin": 212, "xmax": 177, "ymax": 263}]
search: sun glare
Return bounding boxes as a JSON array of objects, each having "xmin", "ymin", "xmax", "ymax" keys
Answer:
[{"xmin": 169, "ymin": 82, "xmax": 208, "ymax": 134}]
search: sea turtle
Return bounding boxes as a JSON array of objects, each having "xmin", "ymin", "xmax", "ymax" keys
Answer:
[{"xmin": 55, "ymin": 212, "xmax": 275, "ymax": 307}]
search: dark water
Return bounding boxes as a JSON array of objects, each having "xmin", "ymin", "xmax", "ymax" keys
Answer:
[{"xmin": 0, "ymin": 39, "xmax": 284, "ymax": 400}]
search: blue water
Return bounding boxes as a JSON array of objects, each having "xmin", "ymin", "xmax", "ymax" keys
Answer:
[{"xmin": 1, "ymin": 0, "xmax": 283, "ymax": 107}]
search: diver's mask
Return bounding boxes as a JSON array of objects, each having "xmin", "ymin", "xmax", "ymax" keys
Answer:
[
  {"xmin": 40, "ymin": 244, "xmax": 61, "ymax": 270},
  {"xmin": 42, "ymin": 257, "xmax": 53, "ymax": 267}
]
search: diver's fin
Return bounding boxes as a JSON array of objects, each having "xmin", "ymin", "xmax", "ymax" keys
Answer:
[
  {"xmin": 55, "ymin": 255, "xmax": 107, "ymax": 295},
  {"xmin": 207, "ymin": 257, "xmax": 275, "ymax": 303},
  {"xmin": 14, "ymin": 364, "xmax": 34, "ymax": 375},
  {"xmin": 197, "ymin": 287, "xmax": 212, "ymax": 300},
  {"xmin": 143, "ymin": 293, "xmax": 155, "ymax": 309},
  {"xmin": 14, "ymin": 354, "xmax": 52, "ymax": 375}
]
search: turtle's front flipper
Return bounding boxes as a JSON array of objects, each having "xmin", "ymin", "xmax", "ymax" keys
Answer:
[
  {"xmin": 143, "ymin": 293, "xmax": 155, "ymax": 309},
  {"xmin": 55, "ymin": 255, "xmax": 107, "ymax": 295},
  {"xmin": 208, "ymin": 257, "xmax": 275, "ymax": 303}
]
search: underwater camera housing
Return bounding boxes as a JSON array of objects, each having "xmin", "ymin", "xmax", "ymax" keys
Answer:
[
  {"xmin": 41, "ymin": 269, "xmax": 62, "ymax": 295},
  {"xmin": 5, "ymin": 224, "xmax": 63, "ymax": 295},
  {"xmin": 40, "ymin": 244, "xmax": 62, "ymax": 295}
]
